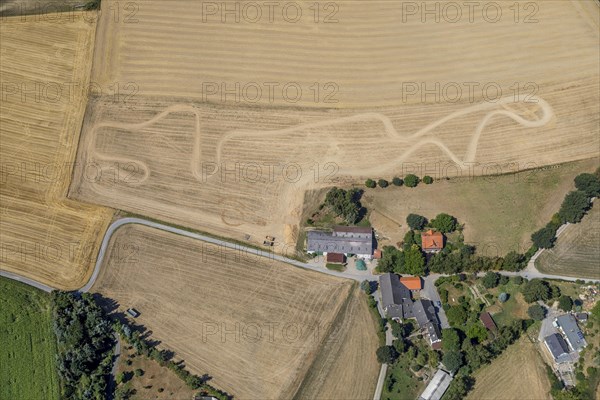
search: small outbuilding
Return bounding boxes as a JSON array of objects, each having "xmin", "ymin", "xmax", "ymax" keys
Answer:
[
  {"xmin": 127, "ymin": 308, "xmax": 140, "ymax": 318},
  {"xmin": 479, "ymin": 312, "xmax": 498, "ymax": 332},
  {"xmin": 400, "ymin": 276, "xmax": 423, "ymax": 291},
  {"xmin": 326, "ymin": 252, "xmax": 345, "ymax": 264},
  {"xmin": 419, "ymin": 369, "xmax": 453, "ymax": 400}
]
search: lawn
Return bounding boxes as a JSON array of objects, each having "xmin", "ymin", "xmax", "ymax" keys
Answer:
[
  {"xmin": 0, "ymin": 277, "xmax": 60, "ymax": 400},
  {"xmin": 363, "ymin": 159, "xmax": 598, "ymax": 255},
  {"xmin": 325, "ymin": 263, "xmax": 346, "ymax": 272},
  {"xmin": 485, "ymin": 280, "xmax": 529, "ymax": 327},
  {"xmin": 381, "ymin": 353, "xmax": 425, "ymax": 400}
]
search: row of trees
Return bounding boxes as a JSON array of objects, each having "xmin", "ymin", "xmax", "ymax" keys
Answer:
[
  {"xmin": 52, "ymin": 291, "xmax": 115, "ymax": 400},
  {"xmin": 407, "ymin": 212, "xmax": 458, "ymax": 233},
  {"xmin": 531, "ymin": 171, "xmax": 599, "ymax": 249},
  {"xmin": 113, "ymin": 321, "xmax": 231, "ymax": 400},
  {"xmin": 365, "ymin": 174, "xmax": 433, "ymax": 189}
]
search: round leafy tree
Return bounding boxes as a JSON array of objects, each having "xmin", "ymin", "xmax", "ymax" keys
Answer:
[
  {"xmin": 365, "ymin": 179, "xmax": 376, "ymax": 188},
  {"xmin": 527, "ymin": 304, "xmax": 546, "ymax": 321},
  {"xmin": 423, "ymin": 175, "xmax": 434, "ymax": 184},
  {"xmin": 404, "ymin": 174, "xmax": 419, "ymax": 187},
  {"xmin": 378, "ymin": 179, "xmax": 389, "ymax": 188},
  {"xmin": 406, "ymin": 213, "xmax": 428, "ymax": 230},
  {"xmin": 392, "ymin": 177, "xmax": 403, "ymax": 186}
]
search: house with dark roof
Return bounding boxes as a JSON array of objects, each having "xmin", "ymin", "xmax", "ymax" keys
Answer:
[
  {"xmin": 544, "ymin": 333, "xmax": 571, "ymax": 363},
  {"xmin": 421, "ymin": 230, "xmax": 444, "ymax": 253},
  {"xmin": 555, "ymin": 314, "xmax": 587, "ymax": 352},
  {"xmin": 307, "ymin": 226, "xmax": 374, "ymax": 259},
  {"xmin": 379, "ymin": 273, "xmax": 413, "ymax": 320},
  {"xmin": 379, "ymin": 273, "xmax": 442, "ymax": 347}
]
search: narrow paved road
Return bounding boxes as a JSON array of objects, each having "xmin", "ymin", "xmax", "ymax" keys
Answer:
[{"xmin": 3, "ymin": 215, "xmax": 599, "ymax": 400}]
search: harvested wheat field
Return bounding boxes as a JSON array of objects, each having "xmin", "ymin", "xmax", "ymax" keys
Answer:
[
  {"xmin": 0, "ymin": 12, "xmax": 113, "ymax": 289},
  {"xmin": 91, "ymin": 223, "xmax": 374, "ymax": 399},
  {"xmin": 362, "ymin": 159, "xmax": 599, "ymax": 255},
  {"xmin": 536, "ymin": 203, "xmax": 600, "ymax": 279},
  {"xmin": 293, "ymin": 286, "xmax": 380, "ymax": 400},
  {"xmin": 71, "ymin": 0, "xmax": 599, "ymax": 249},
  {"xmin": 467, "ymin": 337, "xmax": 551, "ymax": 400}
]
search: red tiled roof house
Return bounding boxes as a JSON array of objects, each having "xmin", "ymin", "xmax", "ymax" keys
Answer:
[{"xmin": 421, "ymin": 230, "xmax": 444, "ymax": 253}]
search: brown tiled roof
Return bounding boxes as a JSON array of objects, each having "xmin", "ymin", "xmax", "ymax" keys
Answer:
[
  {"xmin": 421, "ymin": 229, "xmax": 444, "ymax": 250},
  {"xmin": 326, "ymin": 253, "xmax": 345, "ymax": 264},
  {"xmin": 400, "ymin": 276, "xmax": 423, "ymax": 290},
  {"xmin": 480, "ymin": 312, "xmax": 497, "ymax": 332}
]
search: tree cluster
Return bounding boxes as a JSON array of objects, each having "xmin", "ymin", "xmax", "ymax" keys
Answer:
[
  {"xmin": 375, "ymin": 244, "xmax": 425, "ymax": 275},
  {"xmin": 52, "ymin": 291, "xmax": 115, "ymax": 400},
  {"xmin": 323, "ymin": 187, "xmax": 364, "ymax": 224}
]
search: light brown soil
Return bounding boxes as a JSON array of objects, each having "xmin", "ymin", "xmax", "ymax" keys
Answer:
[
  {"xmin": 91, "ymin": 224, "xmax": 364, "ymax": 400},
  {"xmin": 0, "ymin": 11, "xmax": 114, "ymax": 289}
]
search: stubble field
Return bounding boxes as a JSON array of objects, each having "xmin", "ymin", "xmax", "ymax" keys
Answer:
[
  {"xmin": 0, "ymin": 11, "xmax": 113, "ymax": 289},
  {"xmin": 536, "ymin": 203, "xmax": 600, "ymax": 279},
  {"xmin": 70, "ymin": 0, "xmax": 599, "ymax": 250},
  {"xmin": 466, "ymin": 336, "xmax": 551, "ymax": 400},
  {"xmin": 91, "ymin": 224, "xmax": 378, "ymax": 399}
]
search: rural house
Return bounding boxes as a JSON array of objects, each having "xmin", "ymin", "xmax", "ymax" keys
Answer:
[
  {"xmin": 379, "ymin": 273, "xmax": 442, "ymax": 348},
  {"xmin": 421, "ymin": 230, "xmax": 444, "ymax": 253},
  {"xmin": 400, "ymin": 276, "xmax": 423, "ymax": 291},
  {"xmin": 544, "ymin": 333, "xmax": 571, "ymax": 363},
  {"xmin": 555, "ymin": 314, "xmax": 587, "ymax": 352},
  {"xmin": 307, "ymin": 226, "xmax": 374, "ymax": 259}
]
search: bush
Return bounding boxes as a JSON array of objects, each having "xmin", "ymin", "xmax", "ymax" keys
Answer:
[
  {"xmin": 423, "ymin": 175, "xmax": 434, "ymax": 184},
  {"xmin": 513, "ymin": 276, "xmax": 524, "ymax": 285},
  {"xmin": 499, "ymin": 292, "xmax": 509, "ymax": 303},
  {"xmin": 404, "ymin": 174, "xmax": 419, "ymax": 187},
  {"xmin": 406, "ymin": 213, "xmax": 428, "ymax": 230},
  {"xmin": 365, "ymin": 179, "xmax": 376, "ymax": 188},
  {"xmin": 430, "ymin": 213, "xmax": 458, "ymax": 233},
  {"xmin": 558, "ymin": 190, "xmax": 591, "ymax": 223},
  {"xmin": 392, "ymin": 177, "xmax": 403, "ymax": 186},
  {"xmin": 442, "ymin": 350, "xmax": 463, "ymax": 373},
  {"xmin": 558, "ymin": 296, "xmax": 573, "ymax": 312},
  {"xmin": 528, "ymin": 304, "xmax": 546, "ymax": 320},
  {"xmin": 378, "ymin": 179, "xmax": 389, "ymax": 188}
]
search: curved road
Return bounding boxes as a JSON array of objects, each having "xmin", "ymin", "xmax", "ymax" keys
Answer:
[{"xmin": 2, "ymin": 216, "xmax": 598, "ymax": 400}]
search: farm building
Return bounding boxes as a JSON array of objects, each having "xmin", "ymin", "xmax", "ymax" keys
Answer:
[
  {"xmin": 379, "ymin": 273, "xmax": 413, "ymax": 320},
  {"xmin": 479, "ymin": 312, "xmax": 498, "ymax": 332},
  {"xmin": 307, "ymin": 226, "xmax": 373, "ymax": 258},
  {"xmin": 325, "ymin": 253, "xmax": 345, "ymax": 264},
  {"xmin": 421, "ymin": 230, "xmax": 444, "ymax": 253},
  {"xmin": 413, "ymin": 300, "xmax": 442, "ymax": 347},
  {"xmin": 400, "ymin": 276, "xmax": 423, "ymax": 291},
  {"xmin": 555, "ymin": 314, "xmax": 587, "ymax": 352},
  {"xmin": 576, "ymin": 313, "xmax": 588, "ymax": 322},
  {"xmin": 419, "ymin": 369, "xmax": 453, "ymax": 400},
  {"xmin": 544, "ymin": 333, "xmax": 571, "ymax": 363}
]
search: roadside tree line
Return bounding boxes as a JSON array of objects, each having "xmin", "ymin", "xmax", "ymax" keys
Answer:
[{"xmin": 365, "ymin": 174, "xmax": 433, "ymax": 189}]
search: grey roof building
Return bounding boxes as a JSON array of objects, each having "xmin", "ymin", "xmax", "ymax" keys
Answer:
[
  {"xmin": 413, "ymin": 300, "xmax": 439, "ymax": 328},
  {"xmin": 556, "ymin": 314, "xmax": 587, "ymax": 352},
  {"xmin": 544, "ymin": 333, "xmax": 570, "ymax": 363},
  {"xmin": 379, "ymin": 273, "xmax": 412, "ymax": 319},
  {"xmin": 306, "ymin": 226, "xmax": 373, "ymax": 256},
  {"xmin": 419, "ymin": 369, "xmax": 453, "ymax": 400}
]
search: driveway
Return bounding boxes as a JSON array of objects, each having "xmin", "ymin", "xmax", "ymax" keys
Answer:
[{"xmin": 422, "ymin": 274, "xmax": 450, "ymax": 329}]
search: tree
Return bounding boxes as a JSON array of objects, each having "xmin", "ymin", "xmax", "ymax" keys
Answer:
[
  {"xmin": 558, "ymin": 295, "xmax": 573, "ymax": 312},
  {"xmin": 430, "ymin": 213, "xmax": 457, "ymax": 233},
  {"xmin": 324, "ymin": 187, "xmax": 363, "ymax": 224},
  {"xmin": 406, "ymin": 213, "xmax": 428, "ymax": 230},
  {"xmin": 446, "ymin": 305, "xmax": 468, "ymax": 326},
  {"xmin": 513, "ymin": 276, "xmax": 524, "ymax": 285},
  {"xmin": 378, "ymin": 179, "xmax": 389, "ymax": 188},
  {"xmin": 466, "ymin": 323, "xmax": 488, "ymax": 343},
  {"xmin": 528, "ymin": 304, "xmax": 546, "ymax": 320},
  {"xmin": 558, "ymin": 191, "xmax": 591, "ymax": 223},
  {"xmin": 498, "ymin": 292, "xmax": 509, "ymax": 303},
  {"xmin": 392, "ymin": 177, "xmax": 403, "ymax": 186},
  {"xmin": 360, "ymin": 280, "xmax": 372, "ymax": 295},
  {"xmin": 482, "ymin": 272, "xmax": 499, "ymax": 289},
  {"xmin": 404, "ymin": 244, "xmax": 425, "ymax": 275},
  {"xmin": 502, "ymin": 251, "xmax": 525, "ymax": 271},
  {"xmin": 522, "ymin": 280, "xmax": 551, "ymax": 303},
  {"xmin": 404, "ymin": 174, "xmax": 419, "ymax": 187},
  {"xmin": 365, "ymin": 179, "xmax": 376, "ymax": 188},
  {"xmin": 134, "ymin": 368, "xmax": 144, "ymax": 377},
  {"xmin": 574, "ymin": 173, "xmax": 600, "ymax": 197},
  {"xmin": 376, "ymin": 345, "xmax": 398, "ymax": 364},
  {"xmin": 423, "ymin": 175, "xmax": 433, "ymax": 184},
  {"xmin": 393, "ymin": 338, "xmax": 406, "ymax": 353},
  {"xmin": 442, "ymin": 350, "xmax": 463, "ymax": 373},
  {"xmin": 442, "ymin": 328, "xmax": 461, "ymax": 352},
  {"xmin": 592, "ymin": 301, "xmax": 600, "ymax": 321},
  {"xmin": 443, "ymin": 375, "xmax": 474, "ymax": 400},
  {"xmin": 531, "ymin": 226, "xmax": 556, "ymax": 249}
]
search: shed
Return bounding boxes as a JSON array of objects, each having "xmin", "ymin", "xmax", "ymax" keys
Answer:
[
  {"xmin": 326, "ymin": 253, "xmax": 345, "ymax": 264},
  {"xmin": 479, "ymin": 312, "xmax": 498, "ymax": 332}
]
